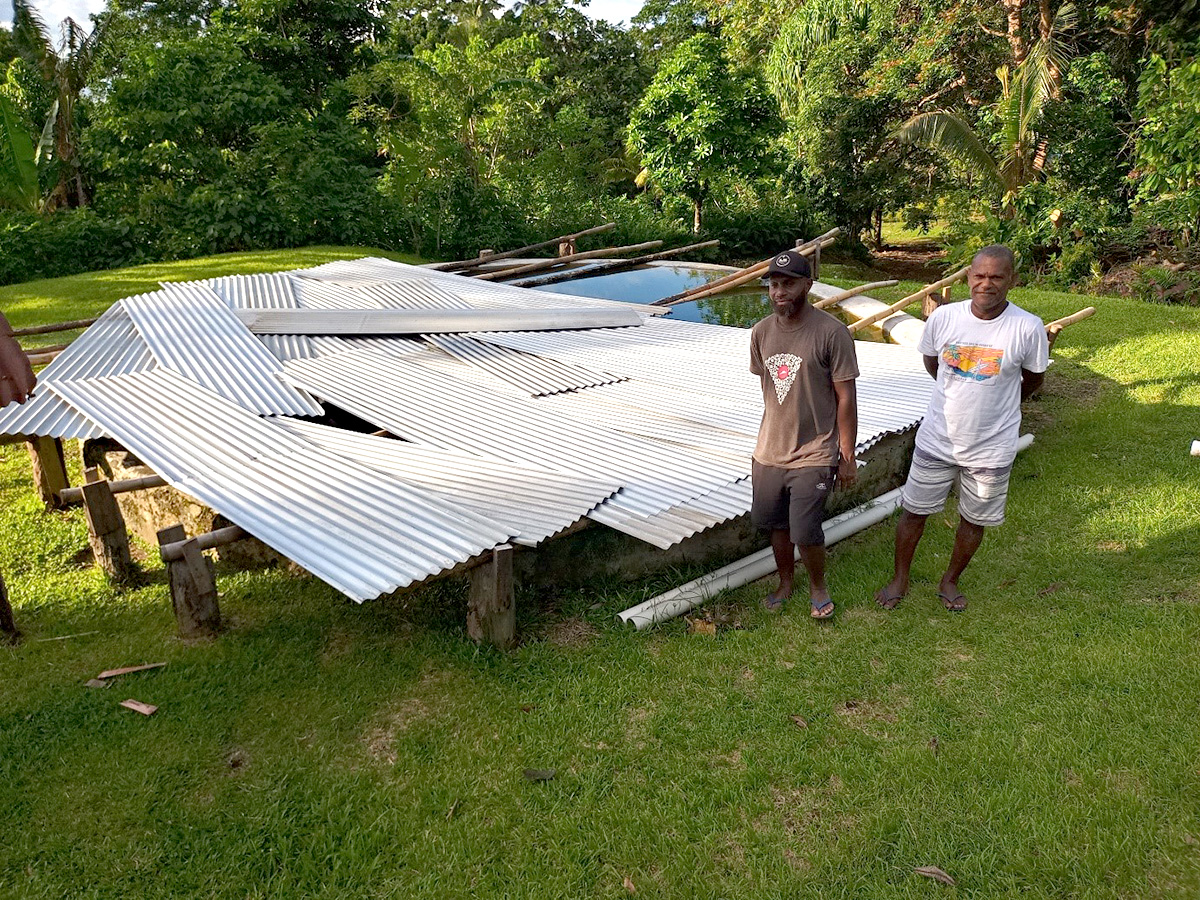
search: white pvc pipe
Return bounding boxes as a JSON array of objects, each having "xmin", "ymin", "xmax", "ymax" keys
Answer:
[{"xmin": 617, "ymin": 433, "xmax": 1036, "ymax": 630}]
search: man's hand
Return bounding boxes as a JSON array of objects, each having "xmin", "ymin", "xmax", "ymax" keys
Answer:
[
  {"xmin": 0, "ymin": 329, "xmax": 36, "ymax": 407},
  {"xmin": 837, "ymin": 452, "xmax": 857, "ymax": 488}
]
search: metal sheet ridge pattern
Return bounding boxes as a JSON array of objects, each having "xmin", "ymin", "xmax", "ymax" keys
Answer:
[
  {"xmin": 0, "ymin": 302, "xmax": 154, "ymax": 440},
  {"xmin": 423, "ymin": 333, "xmax": 625, "ymax": 397},
  {"xmin": 50, "ymin": 370, "xmax": 514, "ymax": 600},
  {"xmin": 280, "ymin": 350, "xmax": 746, "ymax": 520},
  {"xmin": 236, "ymin": 306, "xmax": 645, "ymax": 335},
  {"xmin": 124, "ymin": 285, "xmax": 323, "ymax": 417},
  {"xmin": 276, "ymin": 419, "xmax": 620, "ymax": 546}
]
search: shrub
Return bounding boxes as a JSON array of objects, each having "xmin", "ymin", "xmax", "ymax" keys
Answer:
[{"xmin": 0, "ymin": 210, "xmax": 145, "ymax": 286}]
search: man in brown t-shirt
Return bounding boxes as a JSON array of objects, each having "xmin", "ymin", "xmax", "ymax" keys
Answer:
[{"xmin": 750, "ymin": 250, "xmax": 859, "ymax": 617}]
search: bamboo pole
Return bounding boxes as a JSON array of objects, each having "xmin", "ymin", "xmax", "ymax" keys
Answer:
[
  {"xmin": 652, "ymin": 228, "xmax": 840, "ymax": 306},
  {"xmin": 513, "ymin": 240, "xmax": 720, "ymax": 288},
  {"xmin": 1046, "ymin": 306, "xmax": 1096, "ymax": 349},
  {"xmin": 59, "ymin": 473, "xmax": 168, "ymax": 506},
  {"xmin": 847, "ymin": 267, "xmax": 968, "ymax": 334},
  {"xmin": 1045, "ymin": 306, "xmax": 1096, "ymax": 332},
  {"xmin": 474, "ymin": 240, "xmax": 663, "ymax": 282},
  {"xmin": 660, "ymin": 236, "xmax": 837, "ymax": 306},
  {"xmin": 159, "ymin": 524, "xmax": 249, "ymax": 562},
  {"xmin": 432, "ymin": 223, "xmax": 618, "ymax": 272},
  {"xmin": 11, "ymin": 317, "xmax": 97, "ymax": 337},
  {"xmin": 812, "ymin": 280, "xmax": 899, "ymax": 310}
]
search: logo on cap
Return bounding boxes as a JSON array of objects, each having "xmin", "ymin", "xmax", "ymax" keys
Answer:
[{"xmin": 776, "ymin": 254, "xmax": 791, "ymax": 266}]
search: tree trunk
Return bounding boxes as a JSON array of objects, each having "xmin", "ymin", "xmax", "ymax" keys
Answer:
[
  {"xmin": 1001, "ymin": 0, "xmax": 1028, "ymax": 64},
  {"xmin": 0, "ymin": 572, "xmax": 19, "ymax": 644},
  {"xmin": 875, "ymin": 208, "xmax": 884, "ymax": 248},
  {"xmin": 693, "ymin": 198, "xmax": 702, "ymax": 234}
]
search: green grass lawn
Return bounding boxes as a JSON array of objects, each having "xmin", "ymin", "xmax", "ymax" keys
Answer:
[{"xmin": 2, "ymin": 257, "xmax": 1199, "ymax": 898}]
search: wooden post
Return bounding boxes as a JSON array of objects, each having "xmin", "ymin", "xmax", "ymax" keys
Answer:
[
  {"xmin": 80, "ymin": 467, "xmax": 136, "ymax": 585},
  {"xmin": 467, "ymin": 544, "xmax": 515, "ymax": 650},
  {"xmin": 558, "ymin": 239, "xmax": 577, "ymax": 257},
  {"xmin": 157, "ymin": 524, "xmax": 221, "ymax": 638},
  {"xmin": 811, "ymin": 243, "xmax": 821, "ymax": 281},
  {"xmin": 26, "ymin": 436, "xmax": 69, "ymax": 508},
  {"xmin": 0, "ymin": 573, "xmax": 19, "ymax": 645},
  {"xmin": 922, "ymin": 285, "xmax": 951, "ymax": 319}
]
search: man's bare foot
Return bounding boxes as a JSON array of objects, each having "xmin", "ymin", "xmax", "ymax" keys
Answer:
[
  {"xmin": 763, "ymin": 583, "xmax": 793, "ymax": 612},
  {"xmin": 938, "ymin": 587, "xmax": 967, "ymax": 612},
  {"xmin": 875, "ymin": 580, "xmax": 907, "ymax": 610}
]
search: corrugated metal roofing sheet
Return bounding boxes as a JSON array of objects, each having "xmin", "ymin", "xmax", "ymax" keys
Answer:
[
  {"xmin": 292, "ymin": 278, "xmax": 472, "ymax": 311},
  {"xmin": 0, "ymin": 303, "xmax": 154, "ymax": 441},
  {"xmin": 124, "ymin": 285, "xmax": 323, "ymax": 417},
  {"xmin": 279, "ymin": 350, "xmax": 746, "ymax": 520},
  {"xmin": 424, "ymin": 333, "xmax": 625, "ymax": 397},
  {"xmin": 50, "ymin": 370, "xmax": 514, "ymax": 600},
  {"xmin": 275, "ymin": 419, "xmax": 620, "ymax": 546},
  {"xmin": 293, "ymin": 256, "xmax": 671, "ymax": 316},
  {"xmin": 205, "ymin": 272, "xmax": 300, "ymax": 309},
  {"xmin": 236, "ymin": 306, "xmax": 645, "ymax": 335}
]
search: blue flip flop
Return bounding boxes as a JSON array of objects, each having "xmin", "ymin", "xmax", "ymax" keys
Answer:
[
  {"xmin": 810, "ymin": 598, "xmax": 835, "ymax": 619},
  {"xmin": 763, "ymin": 593, "xmax": 787, "ymax": 612}
]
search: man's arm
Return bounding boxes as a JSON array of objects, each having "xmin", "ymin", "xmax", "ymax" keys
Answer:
[
  {"xmin": 0, "ymin": 313, "xmax": 35, "ymax": 407},
  {"xmin": 1020, "ymin": 368, "xmax": 1044, "ymax": 401},
  {"xmin": 923, "ymin": 354, "xmax": 939, "ymax": 379},
  {"xmin": 833, "ymin": 378, "xmax": 857, "ymax": 487}
]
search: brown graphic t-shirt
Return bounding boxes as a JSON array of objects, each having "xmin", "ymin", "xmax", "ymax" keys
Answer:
[{"xmin": 750, "ymin": 306, "xmax": 859, "ymax": 468}]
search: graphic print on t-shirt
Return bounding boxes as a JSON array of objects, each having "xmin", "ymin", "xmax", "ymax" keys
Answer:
[
  {"xmin": 942, "ymin": 342, "xmax": 1004, "ymax": 382},
  {"xmin": 765, "ymin": 352, "xmax": 802, "ymax": 403}
]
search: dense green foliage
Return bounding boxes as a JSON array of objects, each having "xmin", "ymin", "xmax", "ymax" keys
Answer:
[{"xmin": 0, "ymin": 0, "xmax": 1197, "ymax": 291}]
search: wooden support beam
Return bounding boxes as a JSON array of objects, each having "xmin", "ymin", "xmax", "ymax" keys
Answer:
[
  {"xmin": 653, "ymin": 228, "xmax": 840, "ymax": 306},
  {"xmin": 0, "ymin": 573, "xmax": 19, "ymax": 645},
  {"xmin": 513, "ymin": 239, "xmax": 720, "ymax": 289},
  {"xmin": 923, "ymin": 284, "xmax": 954, "ymax": 319},
  {"xmin": 1046, "ymin": 306, "xmax": 1096, "ymax": 349},
  {"xmin": 847, "ymin": 266, "xmax": 969, "ymax": 334},
  {"xmin": 159, "ymin": 524, "xmax": 248, "ymax": 561},
  {"xmin": 80, "ymin": 467, "xmax": 136, "ymax": 585},
  {"xmin": 474, "ymin": 240, "xmax": 663, "ymax": 282},
  {"xmin": 58, "ymin": 472, "xmax": 168, "ymax": 506},
  {"xmin": 433, "ymin": 223, "xmax": 617, "ymax": 273},
  {"xmin": 467, "ymin": 544, "xmax": 515, "ymax": 650},
  {"xmin": 811, "ymin": 243, "xmax": 821, "ymax": 280},
  {"xmin": 11, "ymin": 317, "xmax": 97, "ymax": 337},
  {"xmin": 157, "ymin": 525, "xmax": 221, "ymax": 638},
  {"xmin": 26, "ymin": 436, "xmax": 69, "ymax": 508},
  {"xmin": 812, "ymin": 280, "xmax": 899, "ymax": 310}
]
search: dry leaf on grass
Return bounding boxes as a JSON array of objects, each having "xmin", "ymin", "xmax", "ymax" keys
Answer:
[
  {"xmin": 523, "ymin": 768, "xmax": 556, "ymax": 782},
  {"xmin": 686, "ymin": 618, "xmax": 717, "ymax": 636},
  {"xmin": 623, "ymin": 876, "xmax": 637, "ymax": 894},
  {"xmin": 928, "ymin": 736, "xmax": 939, "ymax": 755},
  {"xmin": 914, "ymin": 865, "xmax": 955, "ymax": 885},
  {"xmin": 1038, "ymin": 582, "xmax": 1065, "ymax": 596},
  {"xmin": 790, "ymin": 715, "xmax": 808, "ymax": 729}
]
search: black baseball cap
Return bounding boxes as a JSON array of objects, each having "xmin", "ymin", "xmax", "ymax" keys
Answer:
[{"xmin": 765, "ymin": 250, "xmax": 812, "ymax": 279}]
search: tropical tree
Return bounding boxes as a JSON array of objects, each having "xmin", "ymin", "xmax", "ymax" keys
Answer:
[
  {"xmin": 0, "ymin": 92, "xmax": 43, "ymax": 210},
  {"xmin": 893, "ymin": 3, "xmax": 1077, "ymax": 210},
  {"xmin": 10, "ymin": 0, "xmax": 102, "ymax": 209},
  {"xmin": 627, "ymin": 34, "xmax": 779, "ymax": 232}
]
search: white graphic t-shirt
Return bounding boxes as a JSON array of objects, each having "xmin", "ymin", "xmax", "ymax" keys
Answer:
[{"xmin": 916, "ymin": 300, "xmax": 1049, "ymax": 467}]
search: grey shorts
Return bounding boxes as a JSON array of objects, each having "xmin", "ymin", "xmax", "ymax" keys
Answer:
[
  {"xmin": 751, "ymin": 460, "xmax": 837, "ymax": 546},
  {"xmin": 900, "ymin": 448, "xmax": 1012, "ymax": 527}
]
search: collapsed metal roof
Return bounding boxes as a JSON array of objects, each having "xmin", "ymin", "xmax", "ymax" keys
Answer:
[{"xmin": 1, "ymin": 256, "xmax": 934, "ymax": 599}]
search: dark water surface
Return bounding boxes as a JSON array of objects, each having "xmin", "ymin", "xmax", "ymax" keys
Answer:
[{"xmin": 539, "ymin": 263, "xmax": 770, "ymax": 327}]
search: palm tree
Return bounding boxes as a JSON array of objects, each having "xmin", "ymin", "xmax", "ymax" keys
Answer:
[
  {"xmin": 893, "ymin": 3, "xmax": 1076, "ymax": 211},
  {"xmin": 11, "ymin": 0, "xmax": 103, "ymax": 210}
]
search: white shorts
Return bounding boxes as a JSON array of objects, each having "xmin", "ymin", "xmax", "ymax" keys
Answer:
[{"xmin": 900, "ymin": 448, "xmax": 1012, "ymax": 527}]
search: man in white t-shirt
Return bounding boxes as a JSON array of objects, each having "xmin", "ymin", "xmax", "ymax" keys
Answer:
[{"xmin": 875, "ymin": 245, "xmax": 1049, "ymax": 612}]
